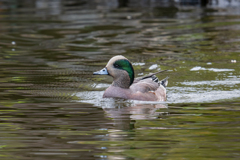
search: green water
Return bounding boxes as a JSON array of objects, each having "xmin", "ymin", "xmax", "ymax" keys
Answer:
[{"xmin": 0, "ymin": 2, "xmax": 240, "ymax": 160}]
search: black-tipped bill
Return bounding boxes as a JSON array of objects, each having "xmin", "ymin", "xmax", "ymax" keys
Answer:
[{"xmin": 93, "ymin": 67, "xmax": 109, "ymax": 75}]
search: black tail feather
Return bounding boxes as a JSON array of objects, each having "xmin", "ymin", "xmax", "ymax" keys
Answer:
[
  {"xmin": 134, "ymin": 70, "xmax": 169, "ymax": 85},
  {"xmin": 160, "ymin": 77, "xmax": 169, "ymax": 88}
]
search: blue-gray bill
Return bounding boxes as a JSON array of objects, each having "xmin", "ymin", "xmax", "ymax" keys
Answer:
[{"xmin": 93, "ymin": 67, "xmax": 109, "ymax": 75}]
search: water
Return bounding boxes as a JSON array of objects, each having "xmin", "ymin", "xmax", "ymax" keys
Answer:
[{"xmin": 0, "ymin": 1, "xmax": 240, "ymax": 159}]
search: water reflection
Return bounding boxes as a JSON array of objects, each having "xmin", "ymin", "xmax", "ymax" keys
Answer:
[
  {"xmin": 0, "ymin": 1, "xmax": 240, "ymax": 160},
  {"xmin": 103, "ymin": 102, "xmax": 168, "ymax": 131}
]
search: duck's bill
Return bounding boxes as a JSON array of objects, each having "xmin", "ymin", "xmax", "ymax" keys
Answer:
[{"xmin": 93, "ymin": 67, "xmax": 109, "ymax": 75}]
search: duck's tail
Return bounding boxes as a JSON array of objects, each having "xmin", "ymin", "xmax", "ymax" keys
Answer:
[
  {"xmin": 152, "ymin": 70, "xmax": 169, "ymax": 88},
  {"xmin": 160, "ymin": 77, "xmax": 169, "ymax": 88}
]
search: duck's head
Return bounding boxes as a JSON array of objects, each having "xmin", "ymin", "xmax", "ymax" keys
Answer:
[{"xmin": 93, "ymin": 55, "xmax": 134, "ymax": 89}]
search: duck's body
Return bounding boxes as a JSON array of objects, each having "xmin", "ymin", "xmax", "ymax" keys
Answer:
[{"xmin": 93, "ymin": 55, "xmax": 168, "ymax": 101}]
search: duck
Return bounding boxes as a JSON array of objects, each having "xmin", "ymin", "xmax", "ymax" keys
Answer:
[{"xmin": 93, "ymin": 55, "xmax": 168, "ymax": 101}]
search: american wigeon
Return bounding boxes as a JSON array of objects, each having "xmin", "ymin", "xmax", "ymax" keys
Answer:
[{"xmin": 93, "ymin": 55, "xmax": 168, "ymax": 101}]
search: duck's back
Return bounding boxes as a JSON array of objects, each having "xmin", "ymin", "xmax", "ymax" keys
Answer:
[
  {"xmin": 130, "ymin": 76, "xmax": 167, "ymax": 101},
  {"xmin": 130, "ymin": 78, "xmax": 159, "ymax": 93}
]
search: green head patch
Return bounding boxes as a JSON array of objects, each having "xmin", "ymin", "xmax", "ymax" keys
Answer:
[{"xmin": 113, "ymin": 59, "xmax": 134, "ymax": 85}]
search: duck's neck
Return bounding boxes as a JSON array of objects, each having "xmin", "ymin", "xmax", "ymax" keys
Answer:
[{"xmin": 112, "ymin": 71, "xmax": 132, "ymax": 89}]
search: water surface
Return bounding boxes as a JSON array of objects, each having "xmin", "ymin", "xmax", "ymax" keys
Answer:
[{"xmin": 0, "ymin": 1, "xmax": 240, "ymax": 160}]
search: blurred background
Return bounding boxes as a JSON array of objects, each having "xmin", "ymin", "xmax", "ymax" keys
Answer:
[
  {"xmin": 1, "ymin": 0, "xmax": 240, "ymax": 9},
  {"xmin": 0, "ymin": 0, "xmax": 240, "ymax": 160}
]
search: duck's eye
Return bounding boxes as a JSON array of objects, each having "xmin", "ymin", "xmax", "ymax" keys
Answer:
[{"xmin": 114, "ymin": 64, "xmax": 120, "ymax": 68}]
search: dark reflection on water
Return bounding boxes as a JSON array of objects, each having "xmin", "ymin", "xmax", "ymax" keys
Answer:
[
  {"xmin": 0, "ymin": 1, "xmax": 240, "ymax": 159},
  {"xmin": 1, "ymin": 102, "xmax": 239, "ymax": 159}
]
